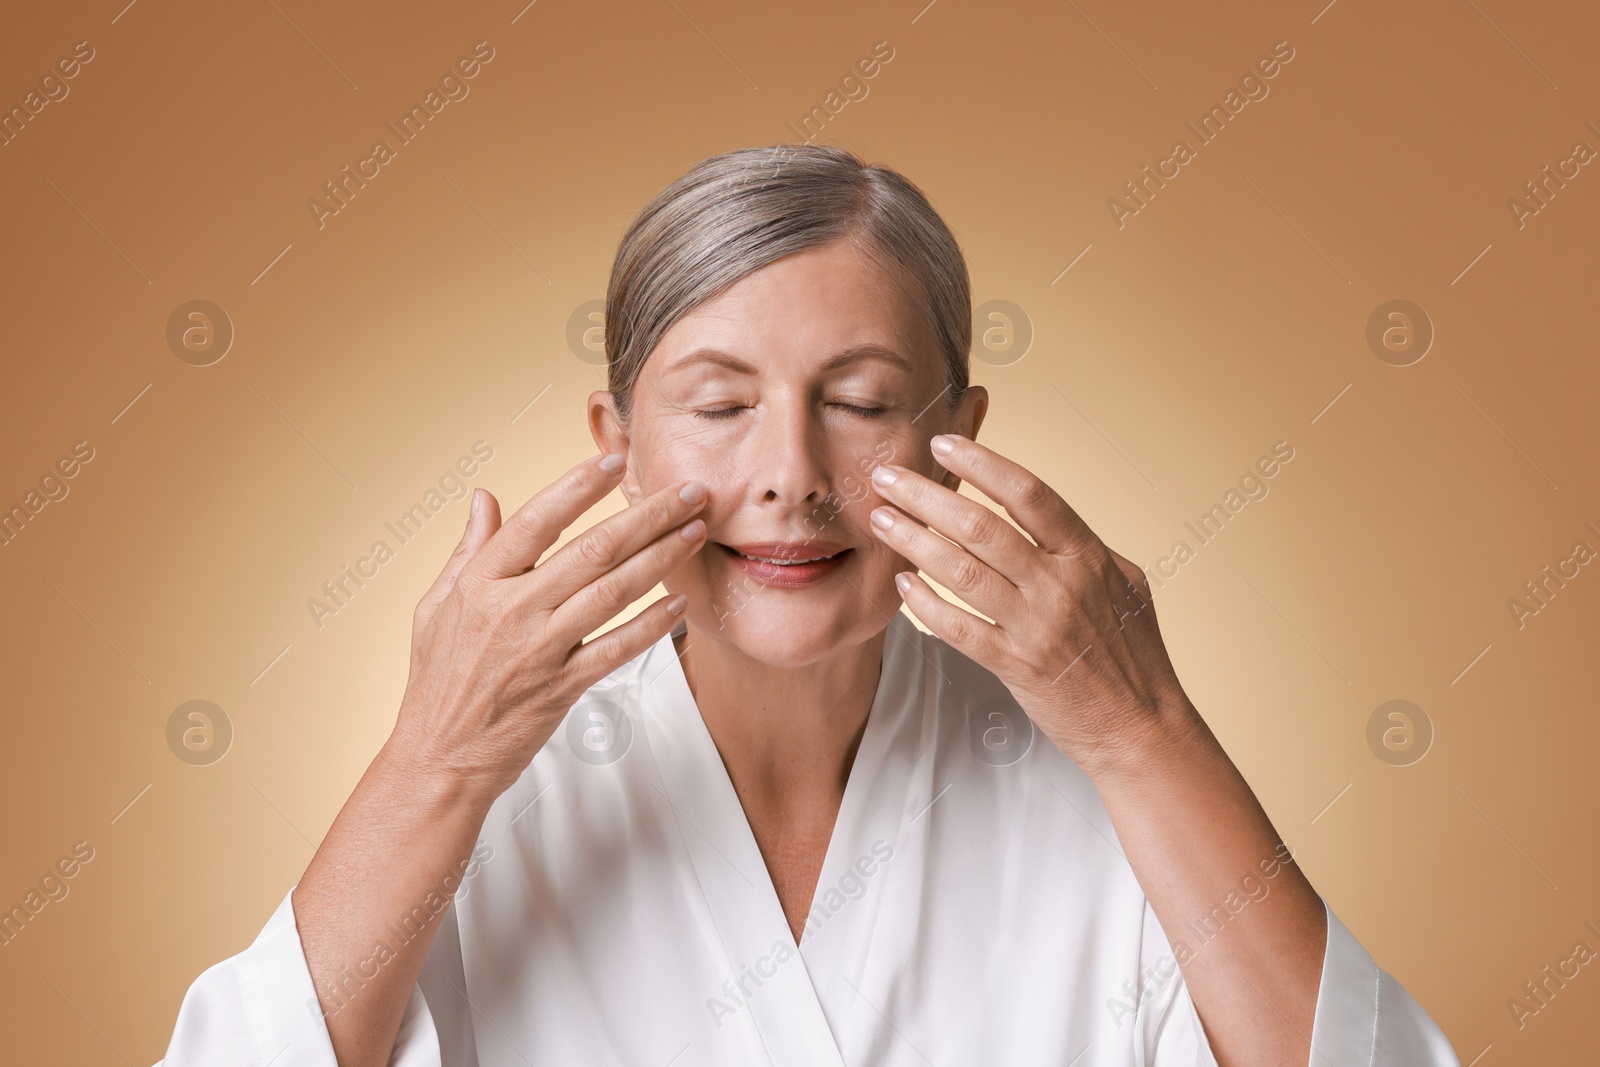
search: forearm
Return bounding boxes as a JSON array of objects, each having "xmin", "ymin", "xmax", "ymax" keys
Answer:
[
  {"xmin": 1087, "ymin": 702, "xmax": 1325, "ymax": 1067},
  {"xmin": 293, "ymin": 738, "xmax": 498, "ymax": 1067}
]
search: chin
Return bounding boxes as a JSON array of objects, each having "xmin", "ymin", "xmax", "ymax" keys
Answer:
[{"xmin": 685, "ymin": 576, "xmax": 899, "ymax": 668}]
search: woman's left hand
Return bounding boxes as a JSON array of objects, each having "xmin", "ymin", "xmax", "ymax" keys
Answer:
[
  {"xmin": 868, "ymin": 433, "xmax": 1195, "ymax": 774},
  {"xmin": 870, "ymin": 435, "xmax": 1336, "ymax": 1067}
]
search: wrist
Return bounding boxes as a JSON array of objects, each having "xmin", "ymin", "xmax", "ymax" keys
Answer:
[
  {"xmin": 1074, "ymin": 691, "xmax": 1217, "ymax": 785},
  {"xmin": 372, "ymin": 732, "xmax": 504, "ymax": 817}
]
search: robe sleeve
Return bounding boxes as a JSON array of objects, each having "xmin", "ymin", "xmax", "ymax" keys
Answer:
[
  {"xmin": 155, "ymin": 887, "xmax": 453, "ymax": 1067},
  {"xmin": 1305, "ymin": 901, "xmax": 1460, "ymax": 1066},
  {"xmin": 1137, "ymin": 896, "xmax": 1459, "ymax": 1066}
]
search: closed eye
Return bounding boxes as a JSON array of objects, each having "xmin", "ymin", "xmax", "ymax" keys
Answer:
[
  {"xmin": 692, "ymin": 406, "xmax": 747, "ymax": 421},
  {"xmin": 692, "ymin": 403, "xmax": 885, "ymax": 420}
]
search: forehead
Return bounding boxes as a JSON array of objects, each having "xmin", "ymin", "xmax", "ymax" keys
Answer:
[{"xmin": 648, "ymin": 239, "xmax": 934, "ymax": 374}]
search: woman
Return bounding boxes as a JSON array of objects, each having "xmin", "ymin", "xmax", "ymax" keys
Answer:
[{"xmin": 158, "ymin": 144, "xmax": 1457, "ymax": 1067}]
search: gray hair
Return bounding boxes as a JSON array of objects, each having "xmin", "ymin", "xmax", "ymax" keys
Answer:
[{"xmin": 604, "ymin": 143, "xmax": 971, "ymax": 423}]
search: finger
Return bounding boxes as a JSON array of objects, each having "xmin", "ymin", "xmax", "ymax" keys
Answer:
[
  {"xmin": 471, "ymin": 454, "xmax": 628, "ymax": 580},
  {"xmin": 892, "ymin": 570, "xmax": 1005, "ymax": 666},
  {"xmin": 868, "ymin": 503, "xmax": 1021, "ymax": 624},
  {"xmin": 413, "ymin": 487, "xmax": 502, "ymax": 632},
  {"xmin": 565, "ymin": 591, "xmax": 689, "ymax": 689},
  {"xmin": 925, "ymin": 435, "xmax": 1101, "ymax": 559},
  {"xmin": 547, "ymin": 514, "xmax": 709, "ymax": 644},
  {"xmin": 529, "ymin": 480, "xmax": 708, "ymax": 610},
  {"xmin": 869, "ymin": 462, "xmax": 1042, "ymax": 585}
]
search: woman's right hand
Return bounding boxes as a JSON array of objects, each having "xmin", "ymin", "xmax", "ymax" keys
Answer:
[
  {"xmin": 385, "ymin": 452, "xmax": 707, "ymax": 800},
  {"xmin": 278, "ymin": 452, "xmax": 703, "ymax": 1067}
]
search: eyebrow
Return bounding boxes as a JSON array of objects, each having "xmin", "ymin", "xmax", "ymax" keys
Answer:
[{"xmin": 666, "ymin": 342, "xmax": 916, "ymax": 376}]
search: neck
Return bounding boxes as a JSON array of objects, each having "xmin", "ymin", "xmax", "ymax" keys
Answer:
[{"xmin": 673, "ymin": 623, "xmax": 886, "ymax": 809}]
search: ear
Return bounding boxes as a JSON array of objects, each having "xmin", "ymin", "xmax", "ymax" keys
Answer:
[
  {"xmin": 936, "ymin": 384, "xmax": 989, "ymax": 491},
  {"xmin": 588, "ymin": 390, "xmax": 644, "ymax": 503}
]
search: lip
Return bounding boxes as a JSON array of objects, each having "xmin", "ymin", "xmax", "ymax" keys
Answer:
[
  {"xmin": 715, "ymin": 540, "xmax": 853, "ymax": 588},
  {"xmin": 720, "ymin": 540, "xmax": 851, "ymax": 560}
]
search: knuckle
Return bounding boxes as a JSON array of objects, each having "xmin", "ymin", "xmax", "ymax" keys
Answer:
[
  {"xmin": 509, "ymin": 500, "xmax": 549, "ymax": 539},
  {"xmin": 947, "ymin": 552, "xmax": 987, "ymax": 592},
  {"xmin": 947, "ymin": 611, "xmax": 982, "ymax": 649},
  {"xmin": 643, "ymin": 493, "xmax": 678, "ymax": 530},
  {"xmin": 1015, "ymin": 475, "xmax": 1052, "ymax": 510},
  {"xmin": 955, "ymin": 507, "xmax": 997, "ymax": 544},
  {"xmin": 452, "ymin": 568, "xmax": 485, "ymax": 602},
  {"xmin": 451, "ymin": 574, "xmax": 493, "ymax": 623},
  {"xmin": 1060, "ymin": 530, "xmax": 1097, "ymax": 561},
  {"xmin": 590, "ymin": 571, "xmax": 631, "ymax": 612},
  {"xmin": 656, "ymin": 530, "xmax": 692, "ymax": 562},
  {"xmin": 578, "ymin": 527, "xmax": 620, "ymax": 568},
  {"xmin": 552, "ymin": 466, "xmax": 593, "ymax": 506}
]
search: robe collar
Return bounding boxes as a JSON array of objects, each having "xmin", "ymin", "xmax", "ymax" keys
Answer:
[{"xmin": 637, "ymin": 611, "xmax": 929, "ymax": 1063}]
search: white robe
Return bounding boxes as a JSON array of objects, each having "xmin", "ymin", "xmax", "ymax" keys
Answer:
[{"xmin": 158, "ymin": 611, "xmax": 1458, "ymax": 1066}]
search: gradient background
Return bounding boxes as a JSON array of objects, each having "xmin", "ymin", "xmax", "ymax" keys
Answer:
[{"xmin": 1, "ymin": 0, "xmax": 1596, "ymax": 1063}]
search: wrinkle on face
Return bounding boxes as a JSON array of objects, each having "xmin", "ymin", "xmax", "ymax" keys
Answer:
[{"xmin": 592, "ymin": 236, "xmax": 982, "ymax": 667}]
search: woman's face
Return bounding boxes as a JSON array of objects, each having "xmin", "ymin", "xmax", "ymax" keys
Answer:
[{"xmin": 590, "ymin": 236, "xmax": 987, "ymax": 668}]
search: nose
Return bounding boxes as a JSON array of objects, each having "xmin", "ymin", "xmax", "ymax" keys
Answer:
[{"xmin": 745, "ymin": 392, "xmax": 830, "ymax": 508}]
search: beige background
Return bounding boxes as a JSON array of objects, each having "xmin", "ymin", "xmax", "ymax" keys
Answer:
[{"xmin": 2, "ymin": 0, "xmax": 1597, "ymax": 1063}]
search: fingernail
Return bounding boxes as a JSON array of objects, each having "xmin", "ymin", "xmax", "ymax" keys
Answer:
[
  {"xmin": 469, "ymin": 488, "xmax": 481, "ymax": 519},
  {"xmin": 680, "ymin": 519, "xmax": 706, "ymax": 540},
  {"xmin": 600, "ymin": 453, "xmax": 626, "ymax": 473},
  {"xmin": 667, "ymin": 594, "xmax": 688, "ymax": 615},
  {"xmin": 871, "ymin": 507, "xmax": 895, "ymax": 530},
  {"xmin": 871, "ymin": 466, "xmax": 897, "ymax": 487},
  {"xmin": 679, "ymin": 481, "xmax": 707, "ymax": 504},
  {"xmin": 895, "ymin": 572, "xmax": 913, "ymax": 596},
  {"xmin": 930, "ymin": 435, "xmax": 955, "ymax": 456}
]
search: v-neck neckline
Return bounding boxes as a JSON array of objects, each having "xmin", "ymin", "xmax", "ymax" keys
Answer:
[
  {"xmin": 647, "ymin": 611, "xmax": 919, "ymax": 905},
  {"xmin": 636, "ymin": 611, "xmax": 926, "ymax": 1063},
  {"xmin": 656, "ymin": 614, "xmax": 921, "ymax": 883}
]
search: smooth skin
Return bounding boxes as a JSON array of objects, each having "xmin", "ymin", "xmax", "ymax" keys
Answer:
[{"xmin": 292, "ymin": 236, "xmax": 1322, "ymax": 1067}]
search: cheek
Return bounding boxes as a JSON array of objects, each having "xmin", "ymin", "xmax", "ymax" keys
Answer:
[
  {"xmin": 644, "ymin": 425, "xmax": 724, "ymax": 475},
  {"xmin": 867, "ymin": 427, "xmax": 932, "ymax": 477},
  {"xmin": 630, "ymin": 427, "xmax": 731, "ymax": 504}
]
